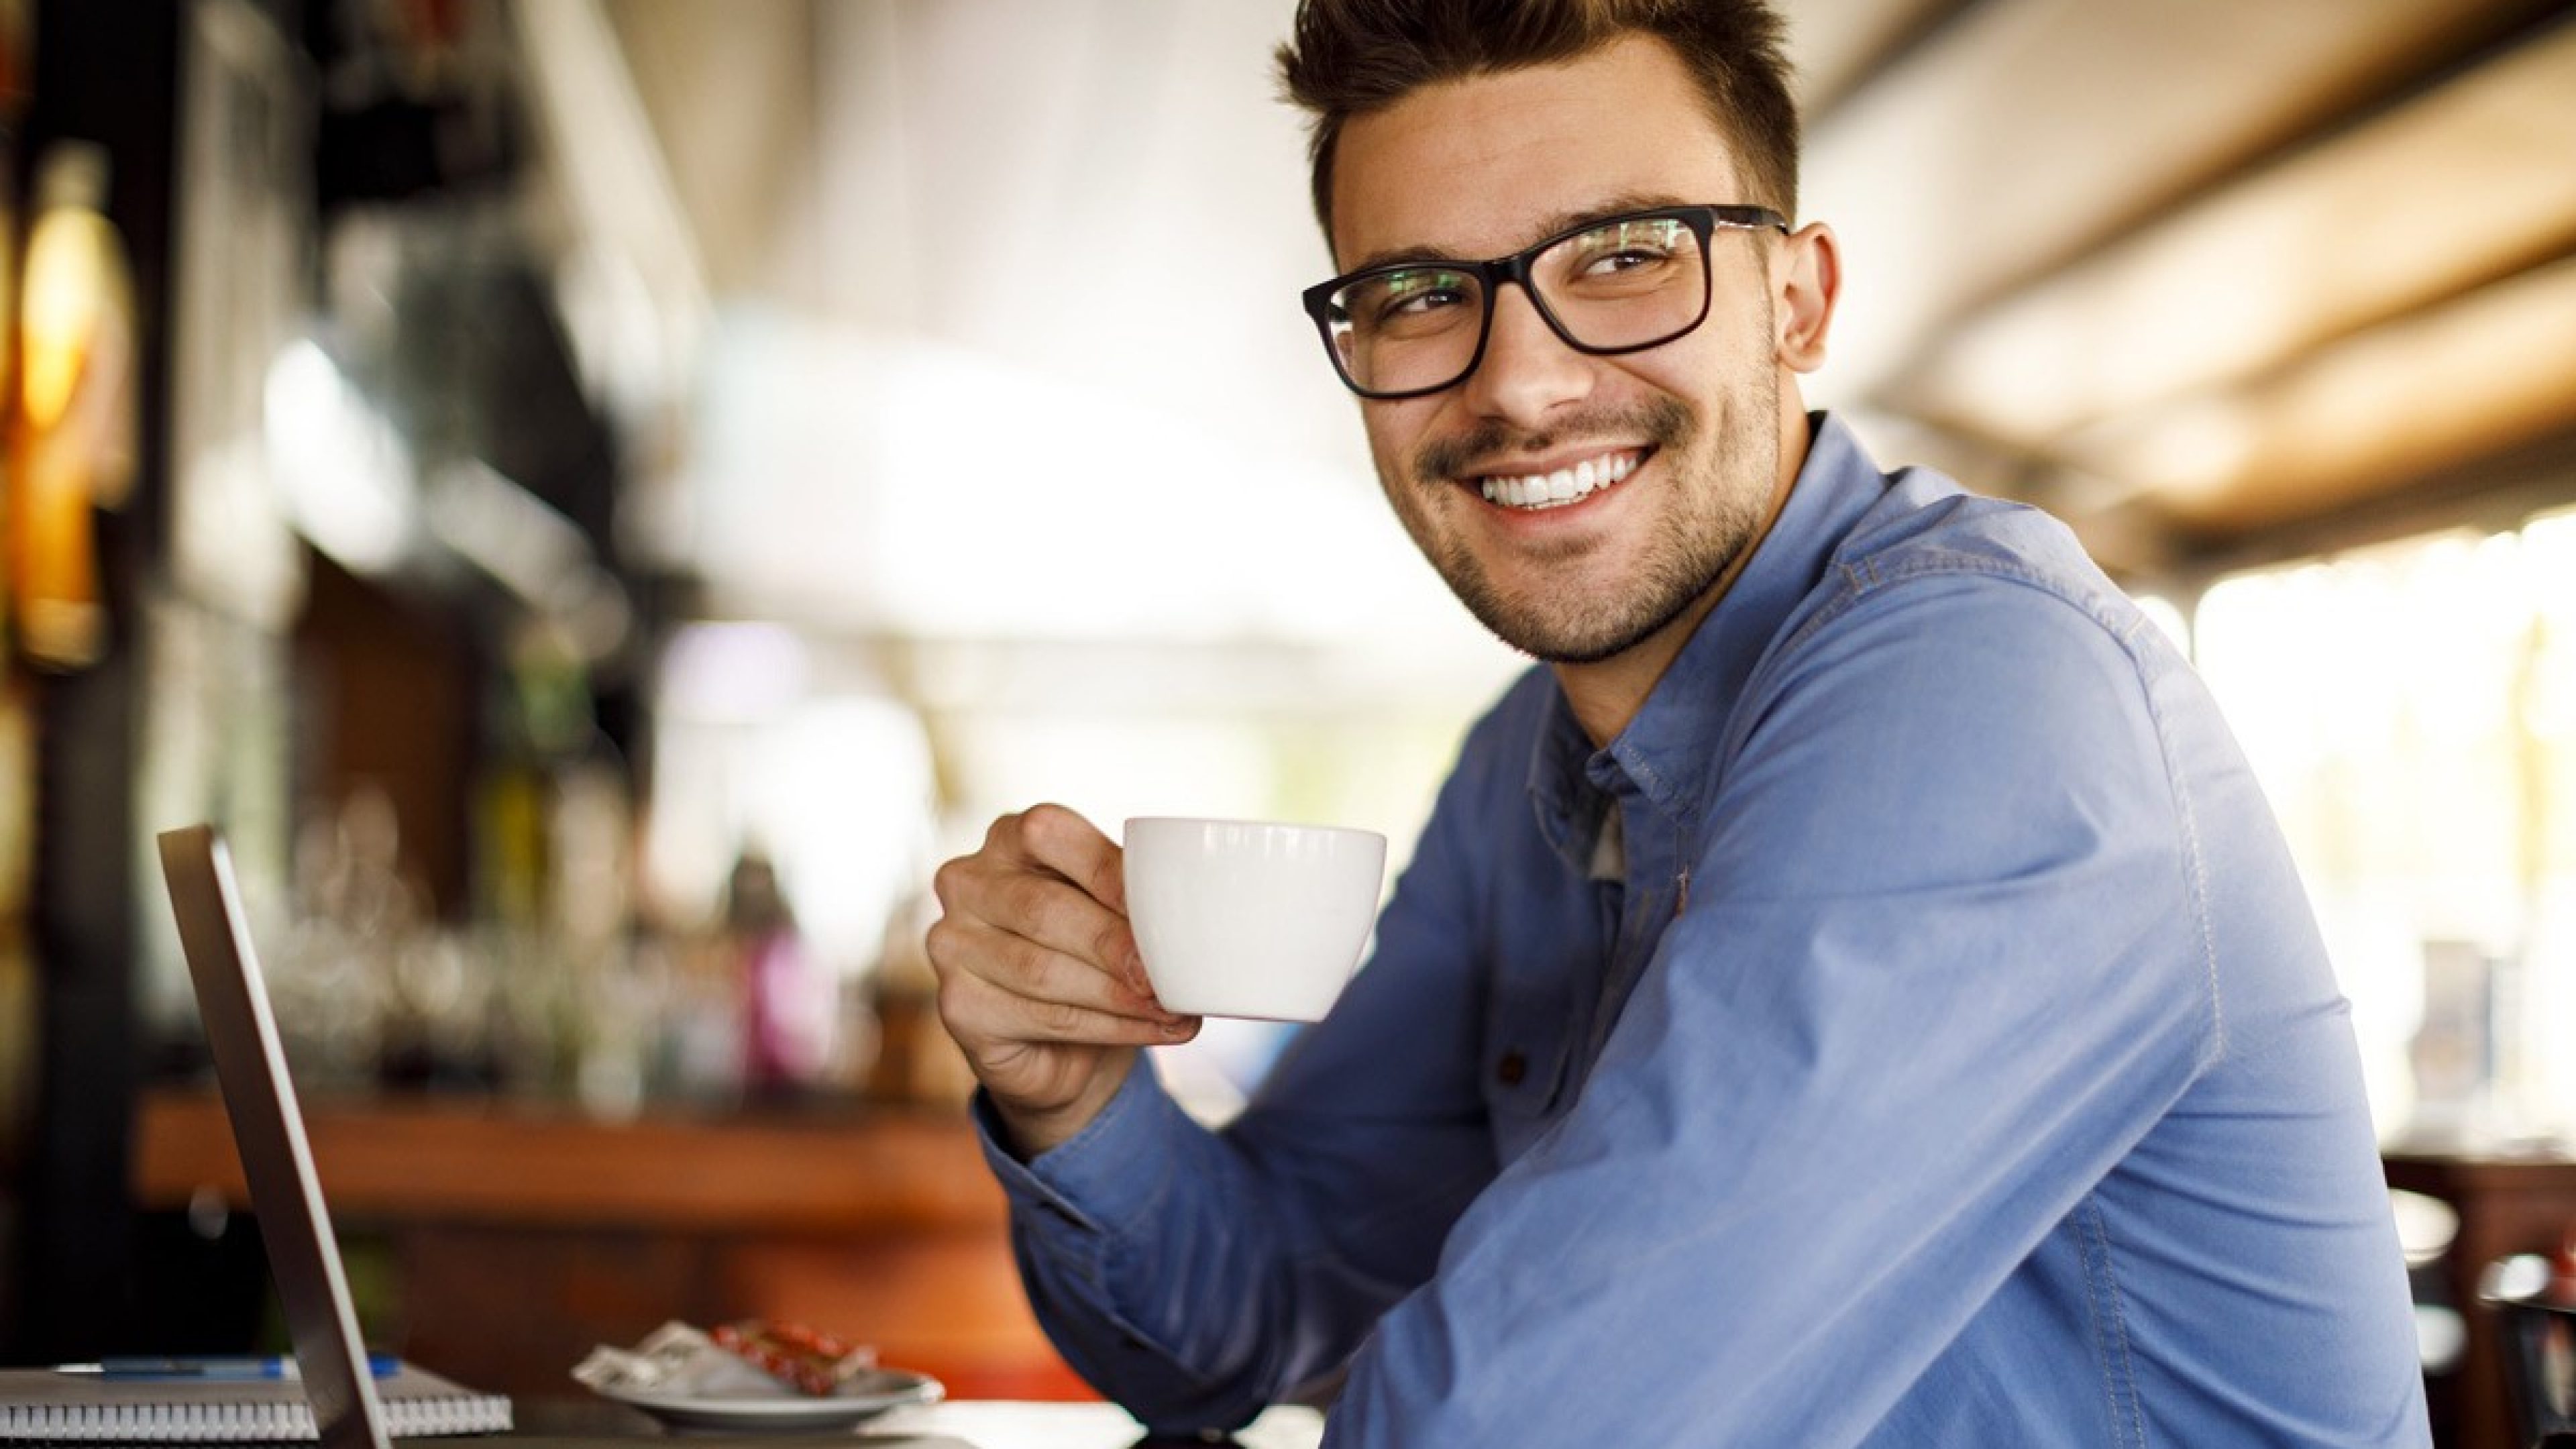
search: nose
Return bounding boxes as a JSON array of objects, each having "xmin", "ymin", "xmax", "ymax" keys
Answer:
[{"xmin": 1456, "ymin": 282, "xmax": 1593, "ymax": 427}]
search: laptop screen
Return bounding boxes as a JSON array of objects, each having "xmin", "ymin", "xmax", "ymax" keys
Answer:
[{"xmin": 159, "ymin": 824, "xmax": 392, "ymax": 1449}]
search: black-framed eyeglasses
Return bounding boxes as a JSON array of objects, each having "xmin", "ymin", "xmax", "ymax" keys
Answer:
[{"xmin": 1301, "ymin": 203, "xmax": 1790, "ymax": 400}]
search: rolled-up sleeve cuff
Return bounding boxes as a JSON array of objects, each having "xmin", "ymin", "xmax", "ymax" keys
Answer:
[{"xmin": 971, "ymin": 1062, "xmax": 1195, "ymax": 1234}]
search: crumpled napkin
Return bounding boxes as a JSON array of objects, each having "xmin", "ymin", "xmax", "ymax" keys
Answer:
[{"xmin": 573, "ymin": 1321, "xmax": 801, "ymax": 1399}]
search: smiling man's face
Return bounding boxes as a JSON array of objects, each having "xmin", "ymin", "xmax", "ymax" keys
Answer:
[{"xmin": 1330, "ymin": 35, "xmax": 1806, "ymax": 667}]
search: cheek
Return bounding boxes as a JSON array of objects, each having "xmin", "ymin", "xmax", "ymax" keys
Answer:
[
  {"xmin": 1360, "ymin": 401, "xmax": 1433, "ymax": 484},
  {"xmin": 1619, "ymin": 322, "xmax": 1766, "ymax": 415}
]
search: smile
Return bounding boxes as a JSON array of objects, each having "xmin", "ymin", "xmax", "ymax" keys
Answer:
[{"xmin": 1474, "ymin": 449, "xmax": 1644, "ymax": 511}]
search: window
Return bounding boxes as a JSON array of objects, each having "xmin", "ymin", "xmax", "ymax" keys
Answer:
[{"xmin": 2195, "ymin": 510, "xmax": 2576, "ymax": 1145}]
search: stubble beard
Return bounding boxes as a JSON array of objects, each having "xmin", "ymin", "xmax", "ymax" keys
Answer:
[{"xmin": 1396, "ymin": 383, "xmax": 1780, "ymax": 666}]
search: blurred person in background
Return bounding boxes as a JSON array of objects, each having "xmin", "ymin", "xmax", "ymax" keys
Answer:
[
  {"xmin": 924, "ymin": 0, "xmax": 2427, "ymax": 1442},
  {"xmin": 725, "ymin": 849, "xmax": 830, "ymax": 1097}
]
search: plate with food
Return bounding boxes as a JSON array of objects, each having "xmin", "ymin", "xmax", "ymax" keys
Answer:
[{"xmin": 574, "ymin": 1320, "xmax": 943, "ymax": 1433}]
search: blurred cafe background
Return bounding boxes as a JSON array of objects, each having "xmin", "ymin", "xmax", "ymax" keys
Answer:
[{"xmin": 0, "ymin": 0, "xmax": 2570, "ymax": 1443}]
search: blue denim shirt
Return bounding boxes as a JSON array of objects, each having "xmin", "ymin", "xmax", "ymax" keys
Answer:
[{"xmin": 977, "ymin": 415, "xmax": 2429, "ymax": 1446}]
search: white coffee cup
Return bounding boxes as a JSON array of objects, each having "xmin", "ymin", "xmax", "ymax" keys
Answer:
[{"xmin": 1122, "ymin": 817, "xmax": 1388, "ymax": 1022}]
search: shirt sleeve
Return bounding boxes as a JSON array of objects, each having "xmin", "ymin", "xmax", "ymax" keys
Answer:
[
  {"xmin": 977, "ymin": 694, "xmax": 1525, "ymax": 1432},
  {"xmin": 1322, "ymin": 573, "xmax": 2222, "ymax": 1446}
]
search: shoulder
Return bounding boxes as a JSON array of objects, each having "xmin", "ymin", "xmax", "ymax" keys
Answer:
[
  {"xmin": 1750, "ymin": 474, "xmax": 2174, "ymax": 729},
  {"xmin": 1714, "ymin": 484, "xmax": 2192, "ymax": 888},
  {"xmin": 1811, "ymin": 472, "xmax": 2152, "ymax": 653}
]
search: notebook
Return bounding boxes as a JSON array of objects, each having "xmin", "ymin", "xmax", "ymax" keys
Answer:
[
  {"xmin": 0, "ymin": 1364, "xmax": 511, "ymax": 1443},
  {"xmin": 120, "ymin": 824, "xmax": 975, "ymax": 1449}
]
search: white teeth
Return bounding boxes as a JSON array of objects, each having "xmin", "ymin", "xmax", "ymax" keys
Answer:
[{"xmin": 1477, "ymin": 451, "xmax": 1639, "ymax": 511}]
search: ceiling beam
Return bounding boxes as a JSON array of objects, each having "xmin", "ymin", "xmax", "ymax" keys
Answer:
[
  {"xmin": 1904, "ymin": 14, "xmax": 2576, "ymax": 445},
  {"xmin": 2062, "ymin": 250, "xmax": 2576, "ymax": 540},
  {"xmin": 1802, "ymin": 0, "xmax": 2561, "ymax": 407}
]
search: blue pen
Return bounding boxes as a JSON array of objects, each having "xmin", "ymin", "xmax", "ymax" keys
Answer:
[{"xmin": 56, "ymin": 1355, "xmax": 402, "ymax": 1380}]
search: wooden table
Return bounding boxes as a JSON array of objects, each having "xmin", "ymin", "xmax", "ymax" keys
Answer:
[
  {"xmin": 513, "ymin": 1398, "xmax": 1325, "ymax": 1448},
  {"xmin": 2384, "ymin": 1148, "xmax": 2576, "ymax": 1449},
  {"xmin": 833, "ymin": 1401, "xmax": 1320, "ymax": 1448},
  {"xmin": 130, "ymin": 1087, "xmax": 1084, "ymax": 1403}
]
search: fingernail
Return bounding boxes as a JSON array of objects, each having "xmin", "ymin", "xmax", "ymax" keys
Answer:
[{"xmin": 1160, "ymin": 1016, "xmax": 1198, "ymax": 1040}]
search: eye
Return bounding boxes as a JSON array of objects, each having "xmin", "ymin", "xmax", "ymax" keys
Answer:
[
  {"xmin": 1360, "ymin": 268, "xmax": 1483, "ymax": 327},
  {"xmin": 1368, "ymin": 268, "xmax": 1475, "ymax": 324},
  {"xmin": 1564, "ymin": 219, "xmax": 1690, "ymax": 280},
  {"xmin": 1593, "ymin": 247, "xmax": 1668, "ymax": 273}
]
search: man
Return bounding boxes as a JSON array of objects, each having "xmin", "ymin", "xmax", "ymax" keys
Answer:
[{"xmin": 925, "ymin": 1, "xmax": 2430, "ymax": 1443}]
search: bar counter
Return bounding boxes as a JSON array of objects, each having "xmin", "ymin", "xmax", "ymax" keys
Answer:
[{"xmin": 129, "ymin": 1086, "xmax": 1082, "ymax": 1403}]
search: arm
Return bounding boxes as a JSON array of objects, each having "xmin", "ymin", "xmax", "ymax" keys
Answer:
[
  {"xmin": 1326, "ymin": 577, "xmax": 2218, "ymax": 1446},
  {"xmin": 974, "ymin": 698, "xmax": 1533, "ymax": 1429}
]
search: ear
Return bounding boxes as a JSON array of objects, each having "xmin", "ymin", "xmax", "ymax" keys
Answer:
[{"xmin": 1774, "ymin": 221, "xmax": 1840, "ymax": 374}]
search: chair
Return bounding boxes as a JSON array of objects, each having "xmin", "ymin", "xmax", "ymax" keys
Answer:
[{"xmin": 2478, "ymin": 1255, "xmax": 2576, "ymax": 1446}]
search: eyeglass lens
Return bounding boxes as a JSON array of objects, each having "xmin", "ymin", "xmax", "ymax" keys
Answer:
[{"xmin": 1325, "ymin": 214, "xmax": 1708, "ymax": 396}]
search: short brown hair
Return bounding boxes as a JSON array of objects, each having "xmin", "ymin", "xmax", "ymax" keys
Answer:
[{"xmin": 1276, "ymin": 0, "xmax": 1801, "ymax": 244}]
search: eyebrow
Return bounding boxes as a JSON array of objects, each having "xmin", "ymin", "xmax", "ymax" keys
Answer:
[{"xmin": 1342, "ymin": 191, "xmax": 1696, "ymax": 275}]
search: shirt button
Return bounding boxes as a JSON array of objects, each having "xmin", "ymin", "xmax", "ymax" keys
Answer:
[{"xmin": 1495, "ymin": 1050, "xmax": 1528, "ymax": 1087}]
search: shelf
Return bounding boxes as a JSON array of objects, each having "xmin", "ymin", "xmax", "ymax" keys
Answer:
[{"xmin": 130, "ymin": 1086, "xmax": 1007, "ymax": 1234}]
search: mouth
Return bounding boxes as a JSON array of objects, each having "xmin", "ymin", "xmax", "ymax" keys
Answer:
[{"xmin": 1468, "ymin": 447, "xmax": 1648, "ymax": 512}]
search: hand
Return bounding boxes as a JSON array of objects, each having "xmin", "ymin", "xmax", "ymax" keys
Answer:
[{"xmin": 926, "ymin": 804, "xmax": 1201, "ymax": 1155}]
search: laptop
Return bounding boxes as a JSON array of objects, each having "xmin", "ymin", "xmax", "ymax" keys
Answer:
[{"xmin": 156, "ymin": 824, "xmax": 971, "ymax": 1449}]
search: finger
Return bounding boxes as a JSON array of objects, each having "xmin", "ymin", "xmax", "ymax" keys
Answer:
[
  {"xmin": 938, "ymin": 950, "xmax": 1197, "ymax": 1050},
  {"xmin": 932, "ymin": 912, "xmax": 1171, "ymax": 1025},
  {"xmin": 942, "ymin": 816, "xmax": 1146, "ymax": 992},
  {"xmin": 936, "ymin": 850, "xmax": 1143, "ymax": 994},
  {"xmin": 1012, "ymin": 802, "xmax": 1130, "ymax": 917},
  {"xmin": 987, "ymin": 866, "xmax": 1149, "ymax": 995}
]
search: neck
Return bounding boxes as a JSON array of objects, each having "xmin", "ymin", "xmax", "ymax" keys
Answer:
[{"xmin": 1552, "ymin": 402, "xmax": 1813, "ymax": 748}]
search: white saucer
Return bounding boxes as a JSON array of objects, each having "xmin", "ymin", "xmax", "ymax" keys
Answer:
[{"xmin": 588, "ymin": 1368, "xmax": 945, "ymax": 1434}]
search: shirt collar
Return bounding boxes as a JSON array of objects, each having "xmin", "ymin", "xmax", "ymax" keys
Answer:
[{"xmin": 1527, "ymin": 411, "xmax": 1892, "ymax": 862}]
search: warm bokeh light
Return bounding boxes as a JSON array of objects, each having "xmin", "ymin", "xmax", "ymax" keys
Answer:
[
  {"xmin": 2196, "ymin": 513, "xmax": 2576, "ymax": 1145},
  {"xmin": 18, "ymin": 203, "xmax": 109, "ymax": 431}
]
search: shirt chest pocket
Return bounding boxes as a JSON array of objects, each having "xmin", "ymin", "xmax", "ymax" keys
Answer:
[{"xmin": 1483, "ymin": 958, "xmax": 1581, "ymax": 1165}]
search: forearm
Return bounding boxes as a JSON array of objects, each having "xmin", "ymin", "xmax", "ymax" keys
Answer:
[
  {"xmin": 981, "ymin": 1048, "xmax": 1495, "ymax": 1432},
  {"xmin": 976, "ymin": 1067, "xmax": 1315, "ymax": 1430}
]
